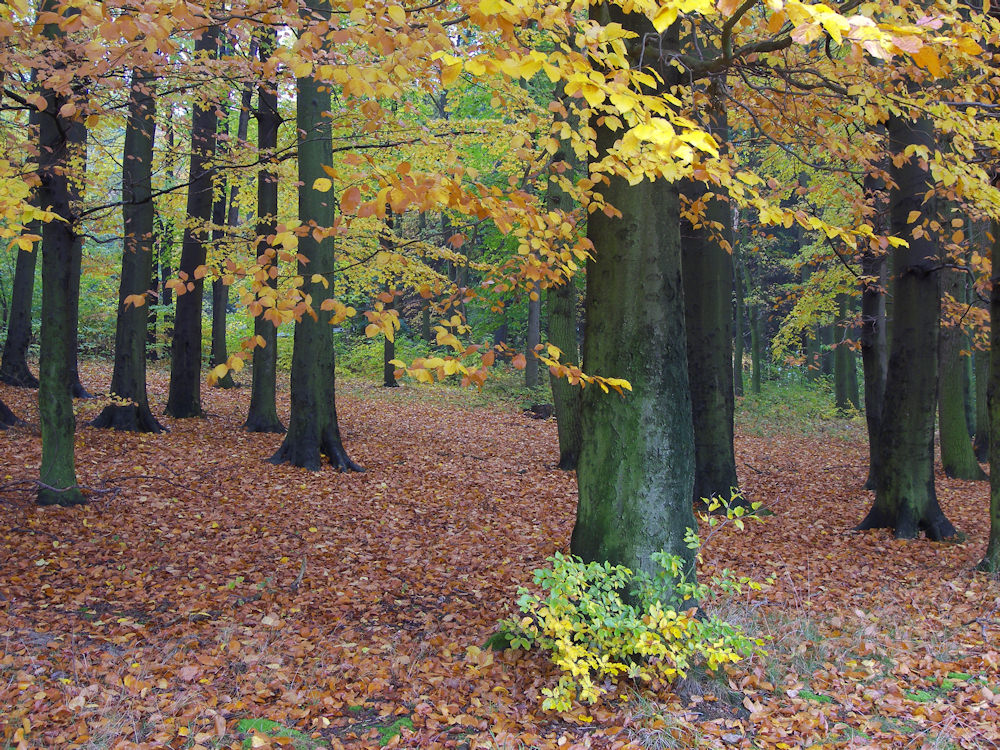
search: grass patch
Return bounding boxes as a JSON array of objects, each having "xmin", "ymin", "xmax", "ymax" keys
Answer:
[
  {"xmin": 736, "ymin": 377, "xmax": 863, "ymax": 439},
  {"xmin": 237, "ymin": 718, "xmax": 319, "ymax": 750},
  {"xmin": 796, "ymin": 689, "xmax": 833, "ymax": 704}
]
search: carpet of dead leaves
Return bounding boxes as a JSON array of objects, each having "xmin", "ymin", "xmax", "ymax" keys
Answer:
[{"xmin": 2, "ymin": 363, "xmax": 1000, "ymax": 750}]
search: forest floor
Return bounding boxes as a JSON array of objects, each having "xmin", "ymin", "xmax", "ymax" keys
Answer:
[{"xmin": 1, "ymin": 363, "xmax": 999, "ymax": 750}]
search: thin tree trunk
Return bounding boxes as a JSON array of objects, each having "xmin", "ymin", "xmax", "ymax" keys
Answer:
[
  {"xmin": 166, "ymin": 24, "xmax": 219, "ymax": 418},
  {"xmin": 0, "ymin": 221, "xmax": 39, "ymax": 387},
  {"xmin": 572, "ymin": 8, "xmax": 695, "ymax": 588},
  {"xmin": 733, "ymin": 239, "xmax": 745, "ymax": 398},
  {"xmin": 269, "ymin": 0, "xmax": 360, "ymax": 471},
  {"xmin": 525, "ymin": 281, "xmax": 541, "ymax": 388},
  {"xmin": 66, "ymin": 118, "xmax": 90, "ymax": 399},
  {"xmin": 382, "ymin": 212, "xmax": 398, "ymax": 388},
  {"xmin": 834, "ymin": 294, "xmax": 853, "ymax": 413},
  {"xmin": 36, "ymin": 0, "xmax": 84, "ymax": 505},
  {"xmin": 860, "ymin": 166, "xmax": 888, "ymax": 490},
  {"xmin": 92, "ymin": 71, "xmax": 164, "ymax": 433},
  {"xmin": 245, "ymin": 27, "xmax": 284, "ymax": 433},
  {"xmin": 938, "ymin": 269, "xmax": 985, "ymax": 479},
  {"xmin": 857, "ymin": 112, "xmax": 956, "ymax": 540}
]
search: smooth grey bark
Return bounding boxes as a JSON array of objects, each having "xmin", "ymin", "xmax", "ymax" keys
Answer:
[
  {"xmin": 37, "ymin": 0, "xmax": 84, "ymax": 505},
  {"xmin": 269, "ymin": 1, "xmax": 360, "ymax": 471},
  {"xmin": 91, "ymin": 71, "xmax": 164, "ymax": 433},
  {"xmin": 166, "ymin": 25, "xmax": 219, "ymax": 418},
  {"xmin": 245, "ymin": 27, "xmax": 284, "ymax": 433},
  {"xmin": 857, "ymin": 113, "xmax": 956, "ymax": 540},
  {"xmin": 571, "ymin": 7, "xmax": 696, "ymax": 587}
]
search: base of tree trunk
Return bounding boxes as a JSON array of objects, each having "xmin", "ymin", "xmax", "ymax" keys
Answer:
[
  {"xmin": 37, "ymin": 486, "xmax": 86, "ymax": 506},
  {"xmin": 91, "ymin": 404, "xmax": 166, "ymax": 433},
  {"xmin": 855, "ymin": 504, "xmax": 957, "ymax": 541},
  {"xmin": 72, "ymin": 379, "xmax": 92, "ymax": 399},
  {"xmin": 213, "ymin": 374, "xmax": 239, "ymax": 389},
  {"xmin": 556, "ymin": 451, "xmax": 578, "ymax": 471},
  {"xmin": 268, "ymin": 429, "xmax": 363, "ymax": 472},
  {"xmin": 243, "ymin": 415, "xmax": 286, "ymax": 434},
  {"xmin": 942, "ymin": 459, "xmax": 987, "ymax": 481},
  {"xmin": 0, "ymin": 399, "xmax": 20, "ymax": 428},
  {"xmin": 382, "ymin": 379, "xmax": 399, "ymax": 388},
  {"xmin": 0, "ymin": 367, "xmax": 39, "ymax": 388}
]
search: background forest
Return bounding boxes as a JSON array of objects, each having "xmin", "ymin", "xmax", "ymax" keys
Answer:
[{"xmin": 3, "ymin": 0, "xmax": 1000, "ymax": 748}]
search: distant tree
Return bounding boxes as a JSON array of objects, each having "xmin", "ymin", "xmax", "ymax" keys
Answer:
[
  {"xmin": 166, "ymin": 24, "xmax": 219, "ymax": 419},
  {"xmin": 979, "ymin": 213, "xmax": 1000, "ymax": 572},
  {"xmin": 91, "ymin": 70, "xmax": 164, "ymax": 433}
]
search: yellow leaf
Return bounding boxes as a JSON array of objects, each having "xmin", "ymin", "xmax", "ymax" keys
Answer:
[
  {"xmin": 440, "ymin": 62, "xmax": 462, "ymax": 88},
  {"xmin": 465, "ymin": 57, "xmax": 486, "ymax": 76},
  {"xmin": 311, "ymin": 273, "xmax": 329, "ymax": 288},
  {"xmin": 387, "ymin": 5, "xmax": 406, "ymax": 24},
  {"xmin": 906, "ymin": 210, "xmax": 921, "ymax": 225},
  {"xmin": 292, "ymin": 60, "xmax": 313, "ymax": 78},
  {"xmin": 211, "ymin": 364, "xmax": 228, "ymax": 380},
  {"xmin": 651, "ymin": 6, "xmax": 677, "ymax": 32},
  {"xmin": 312, "ymin": 177, "xmax": 332, "ymax": 193}
]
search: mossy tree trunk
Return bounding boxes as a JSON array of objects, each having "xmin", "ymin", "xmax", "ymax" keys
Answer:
[
  {"xmin": 166, "ymin": 24, "xmax": 218, "ymax": 418},
  {"xmin": 572, "ymin": 7, "xmax": 696, "ymax": 585},
  {"xmin": 245, "ymin": 28, "xmax": 285, "ymax": 434},
  {"xmin": 681, "ymin": 75, "xmax": 739, "ymax": 507},
  {"xmin": 857, "ymin": 113, "xmax": 956, "ymax": 540},
  {"xmin": 978, "ymin": 216, "xmax": 1000, "ymax": 571},
  {"xmin": 91, "ymin": 71, "xmax": 164, "ymax": 433},
  {"xmin": 36, "ymin": 0, "xmax": 85, "ymax": 505},
  {"xmin": 939, "ymin": 269, "xmax": 985, "ymax": 479},
  {"xmin": 269, "ymin": 2, "xmax": 360, "ymax": 472}
]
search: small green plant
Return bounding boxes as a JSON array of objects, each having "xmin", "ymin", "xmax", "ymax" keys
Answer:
[{"xmin": 500, "ymin": 496, "xmax": 769, "ymax": 713}]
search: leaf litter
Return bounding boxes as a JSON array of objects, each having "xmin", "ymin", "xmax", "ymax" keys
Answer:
[{"xmin": 1, "ymin": 364, "xmax": 998, "ymax": 749}]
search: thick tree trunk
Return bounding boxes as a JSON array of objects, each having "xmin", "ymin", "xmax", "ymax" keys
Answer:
[
  {"xmin": 938, "ymin": 270, "xmax": 985, "ymax": 479},
  {"xmin": 860, "ymin": 166, "xmax": 889, "ymax": 490},
  {"xmin": 681, "ymin": 76, "xmax": 739, "ymax": 506},
  {"xmin": 166, "ymin": 25, "xmax": 218, "ymax": 418},
  {"xmin": 270, "ymin": 5, "xmax": 360, "ymax": 472},
  {"xmin": 572, "ymin": 8, "xmax": 696, "ymax": 586},
  {"xmin": 978, "ymin": 216, "xmax": 1000, "ymax": 571},
  {"xmin": 245, "ymin": 28, "xmax": 285, "ymax": 433},
  {"xmin": 975, "ymin": 346, "xmax": 989, "ymax": 461},
  {"xmin": 857, "ymin": 113, "xmax": 956, "ymax": 540},
  {"xmin": 37, "ymin": 3, "xmax": 85, "ymax": 505},
  {"xmin": 92, "ymin": 71, "xmax": 164, "ymax": 433}
]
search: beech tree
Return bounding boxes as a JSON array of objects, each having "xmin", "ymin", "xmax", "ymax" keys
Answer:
[
  {"xmin": 269, "ymin": 0, "xmax": 360, "ymax": 471},
  {"xmin": 91, "ymin": 70, "xmax": 164, "ymax": 433},
  {"xmin": 166, "ymin": 23, "xmax": 219, "ymax": 419}
]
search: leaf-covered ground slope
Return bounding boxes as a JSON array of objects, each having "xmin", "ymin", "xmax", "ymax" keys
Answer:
[{"xmin": 1, "ymin": 366, "xmax": 999, "ymax": 749}]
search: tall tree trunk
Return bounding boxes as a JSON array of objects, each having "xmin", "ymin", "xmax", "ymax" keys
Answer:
[
  {"xmin": 740, "ymin": 260, "xmax": 762, "ymax": 394},
  {"xmin": 166, "ymin": 24, "xmax": 219, "ymax": 418},
  {"xmin": 857, "ymin": 113, "xmax": 956, "ymax": 540},
  {"xmin": 681, "ymin": 75, "xmax": 739, "ymax": 506},
  {"xmin": 92, "ymin": 71, "xmax": 164, "ymax": 433},
  {"xmin": 860, "ymin": 167, "xmax": 888, "ymax": 490},
  {"xmin": 382, "ymin": 212, "xmax": 398, "ymax": 388},
  {"xmin": 0, "ymin": 220, "xmax": 39, "ymax": 387},
  {"xmin": 525, "ymin": 281, "xmax": 541, "ymax": 388},
  {"xmin": 245, "ymin": 27, "xmax": 285, "ymax": 433},
  {"xmin": 66, "ymin": 118, "xmax": 90, "ymax": 399},
  {"xmin": 938, "ymin": 269, "xmax": 985, "ymax": 479},
  {"xmin": 270, "ymin": 0, "xmax": 360, "ymax": 471},
  {"xmin": 975, "ymin": 345, "xmax": 989, "ymax": 461},
  {"xmin": 733, "ymin": 239, "xmax": 745, "ymax": 398},
  {"xmin": 0, "ymin": 397, "xmax": 18, "ymax": 428},
  {"xmin": 36, "ymin": 0, "xmax": 84, "ymax": 505},
  {"xmin": 572, "ymin": 9, "xmax": 696, "ymax": 587},
  {"xmin": 834, "ymin": 294, "xmax": 855, "ymax": 413},
  {"xmin": 978, "ymin": 215, "xmax": 1000, "ymax": 571}
]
